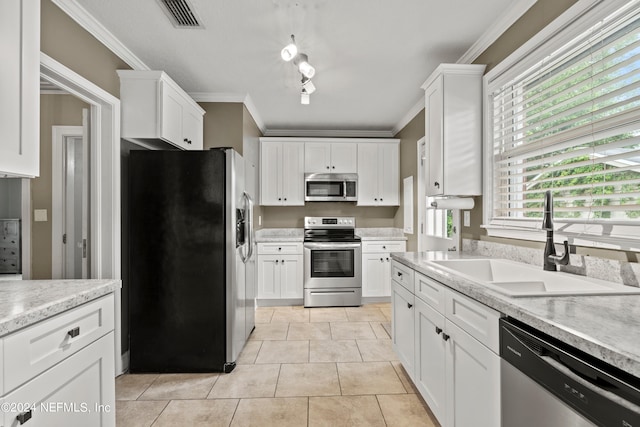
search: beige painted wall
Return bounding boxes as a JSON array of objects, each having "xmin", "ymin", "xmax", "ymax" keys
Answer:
[
  {"xmin": 32, "ymin": 95, "xmax": 89, "ymax": 279},
  {"xmin": 262, "ymin": 203, "xmax": 398, "ymax": 229},
  {"xmin": 393, "ymin": 110, "xmax": 425, "ymax": 252},
  {"xmin": 201, "ymin": 102, "xmax": 244, "ymax": 154},
  {"xmin": 41, "ymin": 0, "xmax": 131, "ymax": 97}
]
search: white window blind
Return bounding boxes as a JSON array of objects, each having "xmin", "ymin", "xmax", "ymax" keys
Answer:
[{"xmin": 490, "ymin": 3, "xmax": 640, "ymax": 229}]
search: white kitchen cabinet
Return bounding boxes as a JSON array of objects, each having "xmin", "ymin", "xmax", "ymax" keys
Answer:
[
  {"xmin": 0, "ymin": 0, "xmax": 40, "ymax": 177},
  {"xmin": 0, "ymin": 294, "xmax": 116, "ymax": 426},
  {"xmin": 391, "ymin": 262, "xmax": 501, "ymax": 427},
  {"xmin": 304, "ymin": 142, "xmax": 357, "ymax": 173},
  {"xmin": 117, "ymin": 70, "xmax": 205, "ymax": 150},
  {"xmin": 259, "ymin": 140, "xmax": 304, "ymax": 206},
  {"xmin": 362, "ymin": 241, "xmax": 406, "ymax": 297},
  {"xmin": 391, "ymin": 281, "xmax": 415, "ymax": 377},
  {"xmin": 257, "ymin": 242, "xmax": 303, "ymax": 300},
  {"xmin": 422, "ymin": 64, "xmax": 485, "ymax": 197},
  {"xmin": 357, "ymin": 141, "xmax": 400, "ymax": 206}
]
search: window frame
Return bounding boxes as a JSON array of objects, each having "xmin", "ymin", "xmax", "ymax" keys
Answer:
[{"xmin": 482, "ymin": 0, "xmax": 640, "ymax": 251}]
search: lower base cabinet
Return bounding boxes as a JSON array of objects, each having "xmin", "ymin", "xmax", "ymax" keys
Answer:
[
  {"xmin": 393, "ymin": 261, "xmax": 501, "ymax": 427},
  {"xmin": 1, "ymin": 331, "xmax": 115, "ymax": 426},
  {"xmin": 257, "ymin": 255, "xmax": 303, "ymax": 299}
]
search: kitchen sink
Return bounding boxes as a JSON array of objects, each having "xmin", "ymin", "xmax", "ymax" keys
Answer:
[{"xmin": 430, "ymin": 258, "xmax": 640, "ymax": 297}]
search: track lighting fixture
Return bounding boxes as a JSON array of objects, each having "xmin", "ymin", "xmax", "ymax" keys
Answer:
[{"xmin": 281, "ymin": 34, "xmax": 317, "ymax": 103}]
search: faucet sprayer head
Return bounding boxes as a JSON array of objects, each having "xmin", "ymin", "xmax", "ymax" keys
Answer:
[{"xmin": 542, "ymin": 190, "xmax": 553, "ymax": 230}]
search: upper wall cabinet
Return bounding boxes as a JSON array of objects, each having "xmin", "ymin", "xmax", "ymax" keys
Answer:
[
  {"xmin": 117, "ymin": 71, "xmax": 205, "ymax": 151},
  {"xmin": 422, "ymin": 64, "xmax": 485, "ymax": 197},
  {"xmin": 0, "ymin": 0, "xmax": 40, "ymax": 177},
  {"xmin": 357, "ymin": 141, "xmax": 400, "ymax": 206},
  {"xmin": 260, "ymin": 139, "xmax": 304, "ymax": 206},
  {"xmin": 305, "ymin": 142, "xmax": 357, "ymax": 174}
]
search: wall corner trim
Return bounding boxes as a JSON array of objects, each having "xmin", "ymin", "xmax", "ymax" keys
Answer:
[
  {"xmin": 50, "ymin": 0, "xmax": 150, "ymax": 71},
  {"xmin": 391, "ymin": 97, "xmax": 424, "ymax": 136}
]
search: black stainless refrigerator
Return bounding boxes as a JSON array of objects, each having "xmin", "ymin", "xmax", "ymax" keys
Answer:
[{"xmin": 128, "ymin": 148, "xmax": 255, "ymax": 373}]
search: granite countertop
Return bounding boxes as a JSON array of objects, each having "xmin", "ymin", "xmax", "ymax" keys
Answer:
[
  {"xmin": 356, "ymin": 228, "xmax": 407, "ymax": 241},
  {"xmin": 0, "ymin": 279, "xmax": 121, "ymax": 336},
  {"xmin": 255, "ymin": 228, "xmax": 304, "ymax": 242},
  {"xmin": 391, "ymin": 252, "xmax": 640, "ymax": 378},
  {"xmin": 255, "ymin": 227, "xmax": 407, "ymax": 242}
]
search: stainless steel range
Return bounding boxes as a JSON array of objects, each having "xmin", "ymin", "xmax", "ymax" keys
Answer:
[{"xmin": 303, "ymin": 216, "xmax": 362, "ymax": 307}]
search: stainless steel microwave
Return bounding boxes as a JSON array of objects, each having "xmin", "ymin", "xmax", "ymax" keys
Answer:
[{"xmin": 304, "ymin": 173, "xmax": 358, "ymax": 202}]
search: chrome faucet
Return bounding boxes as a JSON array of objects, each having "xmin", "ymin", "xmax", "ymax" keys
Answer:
[{"xmin": 542, "ymin": 190, "xmax": 570, "ymax": 271}]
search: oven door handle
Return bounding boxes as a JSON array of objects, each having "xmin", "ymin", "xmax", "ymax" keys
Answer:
[{"xmin": 303, "ymin": 242, "xmax": 361, "ymax": 249}]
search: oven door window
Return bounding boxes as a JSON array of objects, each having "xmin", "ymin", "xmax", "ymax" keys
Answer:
[
  {"xmin": 310, "ymin": 249, "xmax": 355, "ymax": 278},
  {"xmin": 306, "ymin": 181, "xmax": 344, "ymax": 198}
]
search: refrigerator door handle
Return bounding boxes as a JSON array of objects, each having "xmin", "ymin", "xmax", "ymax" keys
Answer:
[{"xmin": 242, "ymin": 192, "xmax": 254, "ymax": 264}]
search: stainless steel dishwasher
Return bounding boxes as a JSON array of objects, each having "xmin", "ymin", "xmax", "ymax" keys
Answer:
[{"xmin": 500, "ymin": 318, "xmax": 640, "ymax": 427}]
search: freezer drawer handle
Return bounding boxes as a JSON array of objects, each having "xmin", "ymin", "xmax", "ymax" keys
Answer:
[
  {"xmin": 68, "ymin": 327, "xmax": 80, "ymax": 338},
  {"xmin": 16, "ymin": 410, "xmax": 32, "ymax": 425}
]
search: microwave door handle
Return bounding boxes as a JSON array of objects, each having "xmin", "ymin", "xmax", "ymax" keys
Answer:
[{"xmin": 343, "ymin": 181, "xmax": 347, "ymax": 199}]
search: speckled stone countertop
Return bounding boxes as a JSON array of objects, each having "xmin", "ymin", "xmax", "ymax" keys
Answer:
[
  {"xmin": 255, "ymin": 228, "xmax": 304, "ymax": 242},
  {"xmin": 0, "ymin": 279, "xmax": 121, "ymax": 336},
  {"xmin": 356, "ymin": 228, "xmax": 407, "ymax": 241},
  {"xmin": 391, "ymin": 252, "xmax": 640, "ymax": 378}
]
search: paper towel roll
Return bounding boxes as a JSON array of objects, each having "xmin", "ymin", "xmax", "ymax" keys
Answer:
[{"xmin": 430, "ymin": 197, "xmax": 475, "ymax": 210}]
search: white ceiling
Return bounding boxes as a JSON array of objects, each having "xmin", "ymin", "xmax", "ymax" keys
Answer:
[{"xmin": 72, "ymin": 0, "xmax": 529, "ymax": 134}]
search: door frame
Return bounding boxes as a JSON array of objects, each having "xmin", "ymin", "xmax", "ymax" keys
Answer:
[
  {"xmin": 39, "ymin": 52, "xmax": 123, "ymax": 374},
  {"xmin": 51, "ymin": 125, "xmax": 84, "ymax": 280}
]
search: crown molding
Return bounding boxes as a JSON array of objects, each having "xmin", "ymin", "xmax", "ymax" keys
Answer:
[
  {"xmin": 457, "ymin": 0, "xmax": 538, "ymax": 64},
  {"xmin": 392, "ymin": 97, "xmax": 425, "ymax": 136},
  {"xmin": 51, "ymin": 0, "xmax": 150, "ymax": 70},
  {"xmin": 262, "ymin": 129, "xmax": 395, "ymax": 138}
]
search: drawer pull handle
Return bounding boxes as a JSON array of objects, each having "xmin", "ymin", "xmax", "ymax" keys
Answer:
[
  {"xmin": 17, "ymin": 410, "xmax": 32, "ymax": 424},
  {"xmin": 397, "ymin": 272, "xmax": 402, "ymax": 277},
  {"xmin": 442, "ymin": 333, "xmax": 450, "ymax": 341},
  {"xmin": 68, "ymin": 327, "xmax": 80, "ymax": 338},
  {"xmin": 435, "ymin": 327, "xmax": 443, "ymax": 335},
  {"xmin": 407, "ymin": 303, "xmax": 413, "ymax": 309}
]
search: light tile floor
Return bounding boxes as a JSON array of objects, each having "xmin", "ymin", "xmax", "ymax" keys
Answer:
[{"xmin": 115, "ymin": 303, "xmax": 440, "ymax": 426}]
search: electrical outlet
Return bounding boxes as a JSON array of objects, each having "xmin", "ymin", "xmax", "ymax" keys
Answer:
[
  {"xmin": 463, "ymin": 211, "xmax": 471, "ymax": 227},
  {"xmin": 258, "ymin": 215, "xmax": 262, "ymax": 226}
]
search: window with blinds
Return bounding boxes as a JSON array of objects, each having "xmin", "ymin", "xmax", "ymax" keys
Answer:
[{"xmin": 490, "ymin": 3, "xmax": 640, "ymax": 227}]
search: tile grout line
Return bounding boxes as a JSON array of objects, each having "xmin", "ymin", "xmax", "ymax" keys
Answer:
[{"xmin": 148, "ymin": 399, "xmax": 171, "ymax": 427}]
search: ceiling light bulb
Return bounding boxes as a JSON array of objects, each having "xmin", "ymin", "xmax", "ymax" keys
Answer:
[
  {"xmin": 301, "ymin": 90, "xmax": 310, "ymax": 105},
  {"xmin": 302, "ymin": 78, "xmax": 316, "ymax": 94},
  {"xmin": 298, "ymin": 61, "xmax": 315, "ymax": 79},
  {"xmin": 280, "ymin": 35, "xmax": 297, "ymax": 61}
]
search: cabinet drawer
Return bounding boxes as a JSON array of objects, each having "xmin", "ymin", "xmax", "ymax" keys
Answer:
[
  {"xmin": 3, "ymin": 294, "xmax": 115, "ymax": 393},
  {"xmin": 362, "ymin": 241, "xmax": 405, "ymax": 253},
  {"xmin": 414, "ymin": 272, "xmax": 446, "ymax": 314},
  {"xmin": 0, "ymin": 246, "xmax": 19, "ymax": 257},
  {"xmin": 445, "ymin": 290, "xmax": 500, "ymax": 353},
  {"xmin": 391, "ymin": 260, "xmax": 414, "ymax": 292},
  {"xmin": 0, "ymin": 236, "xmax": 19, "ymax": 248},
  {"xmin": 257, "ymin": 242, "xmax": 302, "ymax": 255},
  {"xmin": 0, "ymin": 258, "xmax": 19, "ymax": 273}
]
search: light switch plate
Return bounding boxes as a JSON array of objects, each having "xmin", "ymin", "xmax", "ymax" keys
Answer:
[
  {"xmin": 463, "ymin": 211, "xmax": 471, "ymax": 227},
  {"xmin": 34, "ymin": 209, "xmax": 48, "ymax": 222}
]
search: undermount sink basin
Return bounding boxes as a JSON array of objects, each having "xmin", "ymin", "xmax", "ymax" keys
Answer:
[{"xmin": 430, "ymin": 258, "xmax": 640, "ymax": 297}]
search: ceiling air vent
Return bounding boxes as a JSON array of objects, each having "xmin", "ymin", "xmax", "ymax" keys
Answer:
[{"xmin": 157, "ymin": 0, "xmax": 203, "ymax": 28}]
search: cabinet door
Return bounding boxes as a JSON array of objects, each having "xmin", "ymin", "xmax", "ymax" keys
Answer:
[
  {"xmin": 391, "ymin": 281, "xmax": 415, "ymax": 376},
  {"xmin": 1, "ymin": 332, "xmax": 115, "ymax": 427},
  {"xmin": 356, "ymin": 143, "xmax": 379, "ymax": 206},
  {"xmin": 378, "ymin": 143, "xmax": 399, "ymax": 205},
  {"xmin": 414, "ymin": 297, "xmax": 446, "ymax": 425},
  {"xmin": 426, "ymin": 75, "xmax": 444, "ymax": 196},
  {"xmin": 260, "ymin": 142, "xmax": 282, "ymax": 205},
  {"xmin": 0, "ymin": 0, "xmax": 39, "ymax": 177},
  {"xmin": 182, "ymin": 106, "xmax": 204, "ymax": 150},
  {"xmin": 160, "ymin": 82, "xmax": 185, "ymax": 147},
  {"xmin": 445, "ymin": 320, "xmax": 500, "ymax": 427},
  {"xmin": 280, "ymin": 255, "xmax": 303, "ymax": 298},
  {"xmin": 304, "ymin": 142, "xmax": 331, "ymax": 173},
  {"xmin": 281, "ymin": 143, "xmax": 305, "ymax": 206},
  {"xmin": 362, "ymin": 254, "xmax": 386, "ymax": 297},
  {"xmin": 257, "ymin": 256, "xmax": 280, "ymax": 299},
  {"xmin": 330, "ymin": 143, "xmax": 358, "ymax": 173}
]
